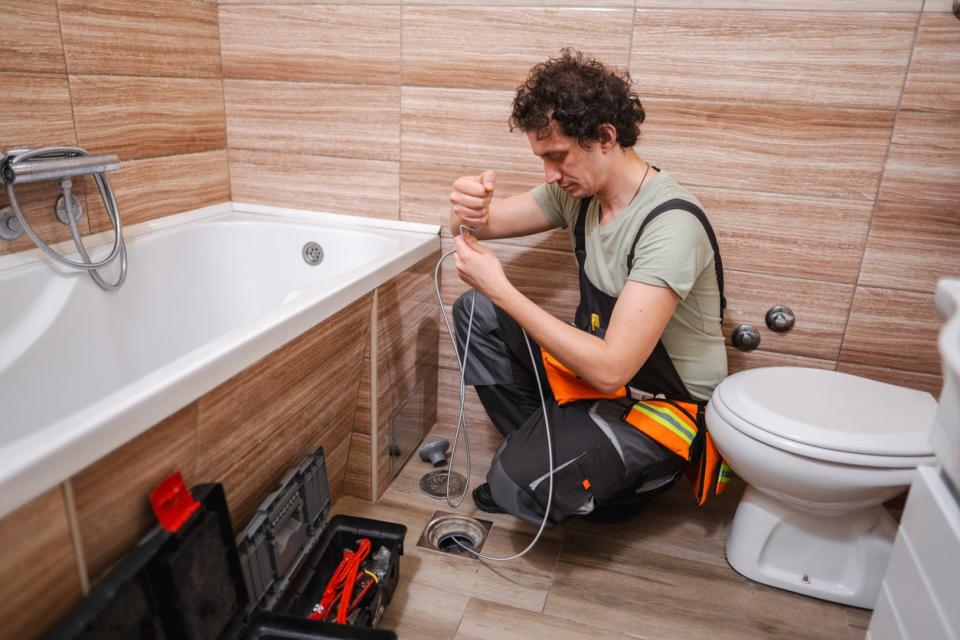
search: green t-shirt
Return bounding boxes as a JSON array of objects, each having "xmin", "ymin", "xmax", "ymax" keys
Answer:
[{"xmin": 532, "ymin": 169, "xmax": 727, "ymax": 401}]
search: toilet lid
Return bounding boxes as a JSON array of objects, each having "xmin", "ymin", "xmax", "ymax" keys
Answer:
[{"xmin": 714, "ymin": 367, "xmax": 937, "ymax": 457}]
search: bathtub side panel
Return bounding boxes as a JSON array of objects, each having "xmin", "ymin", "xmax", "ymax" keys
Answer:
[
  {"xmin": 196, "ymin": 292, "xmax": 372, "ymax": 528},
  {"xmin": 0, "ymin": 487, "xmax": 83, "ymax": 639},
  {"xmin": 71, "ymin": 402, "xmax": 199, "ymax": 582}
]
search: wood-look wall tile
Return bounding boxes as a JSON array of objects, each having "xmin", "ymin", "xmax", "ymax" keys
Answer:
[
  {"xmin": 858, "ymin": 201, "xmax": 960, "ymax": 293},
  {"xmin": 837, "ymin": 362, "xmax": 943, "ymax": 397},
  {"xmin": 71, "ymin": 75, "xmax": 226, "ymax": 162},
  {"xmin": 86, "ymin": 150, "xmax": 230, "ymax": 233},
  {"xmin": 879, "ymin": 110, "xmax": 960, "ymax": 207},
  {"xmin": 726, "ymin": 347, "xmax": 836, "ymax": 375},
  {"xmin": 640, "ymin": 98, "xmax": 896, "ymax": 201},
  {"xmin": 902, "ymin": 14, "xmax": 960, "ymax": 112},
  {"xmin": 229, "ymin": 149, "xmax": 399, "ymax": 219},
  {"xmin": 325, "ymin": 436, "xmax": 352, "ymax": 504},
  {"xmin": 224, "ymin": 80, "xmax": 399, "ymax": 161},
  {"xmin": 400, "ymin": 162, "xmax": 570, "ymax": 252},
  {"xmin": 403, "ymin": 0, "xmax": 631, "ymax": 5},
  {"xmin": 197, "ymin": 294, "xmax": 370, "ymax": 527},
  {"xmin": 440, "ymin": 238, "xmax": 580, "ymax": 319},
  {"xmin": 923, "ymin": 0, "xmax": 954, "ymax": 11},
  {"xmin": 403, "ymin": 8, "xmax": 632, "ymax": 91},
  {"xmin": 0, "ymin": 1, "xmax": 65, "ymax": 74},
  {"xmin": 220, "ymin": 5, "xmax": 400, "ymax": 84},
  {"xmin": 635, "ymin": 0, "xmax": 921, "ymax": 8},
  {"xmin": 699, "ymin": 187, "xmax": 872, "ymax": 284},
  {"xmin": 343, "ymin": 432, "xmax": 372, "ymax": 500},
  {"xmin": 72, "ymin": 403, "xmax": 198, "ymax": 582},
  {"xmin": 402, "ymin": 87, "xmax": 538, "ymax": 173},
  {"xmin": 59, "ymin": 0, "xmax": 220, "ymax": 78},
  {"xmin": 0, "ymin": 488, "xmax": 82, "ymax": 639},
  {"xmin": 631, "ymin": 11, "xmax": 914, "ymax": 109},
  {"xmin": 0, "ymin": 72, "xmax": 76, "ymax": 150},
  {"xmin": 222, "ymin": 0, "xmax": 396, "ymax": 3},
  {"xmin": 723, "ymin": 270, "xmax": 854, "ymax": 361},
  {"xmin": 840, "ymin": 286, "xmax": 941, "ymax": 374}
]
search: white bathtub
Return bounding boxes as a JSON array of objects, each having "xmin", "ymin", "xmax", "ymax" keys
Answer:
[{"xmin": 0, "ymin": 202, "xmax": 440, "ymax": 518}]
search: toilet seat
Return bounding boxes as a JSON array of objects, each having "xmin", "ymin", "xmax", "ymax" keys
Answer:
[{"xmin": 711, "ymin": 367, "xmax": 937, "ymax": 468}]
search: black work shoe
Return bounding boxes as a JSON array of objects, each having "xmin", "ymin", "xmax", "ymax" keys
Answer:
[{"xmin": 472, "ymin": 482, "xmax": 506, "ymax": 514}]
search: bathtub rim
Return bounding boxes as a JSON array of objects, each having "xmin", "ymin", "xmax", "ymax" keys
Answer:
[{"xmin": 0, "ymin": 203, "xmax": 441, "ymax": 519}]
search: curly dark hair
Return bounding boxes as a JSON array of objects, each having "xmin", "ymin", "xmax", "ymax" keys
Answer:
[{"xmin": 509, "ymin": 49, "xmax": 645, "ymax": 149}]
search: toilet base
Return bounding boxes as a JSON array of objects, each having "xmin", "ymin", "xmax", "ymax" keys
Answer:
[{"xmin": 725, "ymin": 486, "xmax": 897, "ymax": 609}]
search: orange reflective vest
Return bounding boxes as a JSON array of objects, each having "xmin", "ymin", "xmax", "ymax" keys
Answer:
[{"xmin": 623, "ymin": 399, "xmax": 732, "ymax": 506}]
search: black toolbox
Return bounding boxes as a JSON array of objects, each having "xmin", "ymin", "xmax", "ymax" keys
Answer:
[{"xmin": 46, "ymin": 448, "xmax": 406, "ymax": 640}]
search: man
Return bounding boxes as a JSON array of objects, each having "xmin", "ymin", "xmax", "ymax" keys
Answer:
[{"xmin": 450, "ymin": 49, "xmax": 727, "ymax": 525}]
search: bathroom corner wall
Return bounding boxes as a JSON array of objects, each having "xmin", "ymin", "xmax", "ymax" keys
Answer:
[{"xmin": 0, "ymin": 0, "xmax": 230, "ymax": 259}]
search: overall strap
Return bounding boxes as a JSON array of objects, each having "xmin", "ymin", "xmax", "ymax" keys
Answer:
[
  {"xmin": 573, "ymin": 197, "xmax": 591, "ymax": 269},
  {"xmin": 625, "ymin": 198, "xmax": 727, "ymax": 320}
]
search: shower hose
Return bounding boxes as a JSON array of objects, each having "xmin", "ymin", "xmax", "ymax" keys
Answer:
[
  {"xmin": 434, "ymin": 227, "xmax": 555, "ymax": 561},
  {"xmin": 3, "ymin": 146, "xmax": 127, "ymax": 291}
]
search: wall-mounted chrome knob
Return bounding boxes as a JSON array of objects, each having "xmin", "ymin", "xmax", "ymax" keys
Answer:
[
  {"xmin": 0, "ymin": 206, "xmax": 23, "ymax": 241},
  {"xmin": 731, "ymin": 324, "xmax": 761, "ymax": 351},
  {"xmin": 765, "ymin": 305, "xmax": 795, "ymax": 333}
]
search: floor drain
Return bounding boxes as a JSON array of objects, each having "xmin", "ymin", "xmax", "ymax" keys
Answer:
[
  {"xmin": 419, "ymin": 470, "xmax": 466, "ymax": 499},
  {"xmin": 416, "ymin": 511, "xmax": 492, "ymax": 558}
]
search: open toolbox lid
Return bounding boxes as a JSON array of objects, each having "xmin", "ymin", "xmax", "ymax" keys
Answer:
[
  {"xmin": 237, "ymin": 448, "xmax": 332, "ymax": 613},
  {"xmin": 45, "ymin": 448, "xmax": 400, "ymax": 640}
]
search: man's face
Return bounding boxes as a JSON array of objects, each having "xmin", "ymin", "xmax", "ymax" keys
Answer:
[{"xmin": 527, "ymin": 124, "xmax": 603, "ymax": 199}]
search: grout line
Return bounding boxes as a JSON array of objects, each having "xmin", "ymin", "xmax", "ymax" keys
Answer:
[
  {"xmin": 370, "ymin": 288, "xmax": 380, "ymax": 501},
  {"xmin": 626, "ymin": 0, "xmax": 638, "ymax": 72},
  {"xmin": 60, "ymin": 480, "xmax": 90, "ymax": 596},
  {"xmin": 215, "ymin": 3, "xmax": 234, "ymax": 201},
  {"xmin": 836, "ymin": 7, "xmax": 924, "ymax": 361}
]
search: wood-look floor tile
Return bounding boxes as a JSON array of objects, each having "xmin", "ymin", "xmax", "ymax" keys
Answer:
[
  {"xmin": 0, "ymin": 0, "xmax": 65, "ymax": 74},
  {"xmin": 71, "ymin": 403, "xmax": 198, "ymax": 582},
  {"xmin": 836, "ymin": 362, "xmax": 943, "ymax": 397},
  {"xmin": 229, "ymin": 148, "xmax": 399, "ymax": 219},
  {"xmin": 640, "ymin": 98, "xmax": 895, "ymax": 201},
  {"xmin": 440, "ymin": 237, "xmax": 580, "ymax": 319},
  {"xmin": 402, "ymin": 87, "xmax": 539, "ymax": 173},
  {"xmin": 545, "ymin": 525, "xmax": 850, "ymax": 640},
  {"xmin": 380, "ymin": 582, "xmax": 471, "ymax": 640},
  {"xmin": 71, "ymin": 75, "xmax": 226, "ymax": 162},
  {"xmin": 454, "ymin": 598, "xmax": 636, "ymax": 640},
  {"xmin": 400, "ymin": 161, "xmax": 571, "ymax": 253},
  {"xmin": 923, "ymin": 0, "xmax": 954, "ymax": 10},
  {"xmin": 0, "ymin": 488, "xmax": 82, "ymax": 639},
  {"xmin": 631, "ymin": 10, "xmax": 914, "ymax": 109},
  {"xmin": 220, "ymin": 5, "xmax": 400, "ymax": 84},
  {"xmin": 902, "ymin": 14, "xmax": 960, "ymax": 112},
  {"xmin": 86, "ymin": 150, "xmax": 230, "ymax": 232},
  {"xmin": 224, "ymin": 79, "xmax": 400, "ymax": 161},
  {"xmin": 400, "ymin": 0, "xmax": 632, "ymax": 5},
  {"xmin": 636, "ymin": 0, "xmax": 920, "ymax": 8},
  {"xmin": 59, "ymin": 0, "xmax": 221, "ymax": 78},
  {"xmin": 700, "ymin": 187, "xmax": 872, "ymax": 283},
  {"xmin": 839, "ymin": 286, "xmax": 941, "ymax": 374},
  {"xmin": 403, "ymin": 8, "xmax": 632, "ymax": 91},
  {"xmin": 858, "ymin": 200, "xmax": 960, "ymax": 293},
  {"xmin": 726, "ymin": 347, "xmax": 837, "ymax": 375},
  {"xmin": 723, "ymin": 270, "xmax": 854, "ymax": 361},
  {"xmin": 879, "ymin": 110, "xmax": 960, "ymax": 208}
]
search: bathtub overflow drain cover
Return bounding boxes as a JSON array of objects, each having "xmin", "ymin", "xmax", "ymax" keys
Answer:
[
  {"xmin": 420, "ymin": 470, "xmax": 466, "ymax": 499},
  {"xmin": 302, "ymin": 241, "xmax": 324, "ymax": 266}
]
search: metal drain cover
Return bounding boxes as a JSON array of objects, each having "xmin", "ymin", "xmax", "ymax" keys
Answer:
[
  {"xmin": 302, "ymin": 241, "xmax": 324, "ymax": 265},
  {"xmin": 419, "ymin": 470, "xmax": 466, "ymax": 498}
]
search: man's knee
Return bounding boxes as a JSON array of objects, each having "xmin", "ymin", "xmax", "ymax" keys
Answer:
[{"xmin": 453, "ymin": 290, "xmax": 498, "ymax": 340}]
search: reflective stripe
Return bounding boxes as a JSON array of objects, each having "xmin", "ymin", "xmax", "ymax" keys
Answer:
[
  {"xmin": 588, "ymin": 402, "xmax": 626, "ymax": 466},
  {"xmin": 528, "ymin": 451, "xmax": 587, "ymax": 492},
  {"xmin": 630, "ymin": 403, "xmax": 696, "ymax": 445}
]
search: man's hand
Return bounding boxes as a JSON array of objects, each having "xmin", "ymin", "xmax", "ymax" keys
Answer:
[
  {"xmin": 449, "ymin": 170, "xmax": 496, "ymax": 235},
  {"xmin": 453, "ymin": 232, "xmax": 512, "ymax": 303}
]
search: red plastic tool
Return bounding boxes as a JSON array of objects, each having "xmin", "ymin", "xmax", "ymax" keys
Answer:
[{"xmin": 149, "ymin": 471, "xmax": 200, "ymax": 533}]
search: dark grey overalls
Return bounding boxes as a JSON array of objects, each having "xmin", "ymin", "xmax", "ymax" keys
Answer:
[{"xmin": 453, "ymin": 197, "xmax": 725, "ymax": 526}]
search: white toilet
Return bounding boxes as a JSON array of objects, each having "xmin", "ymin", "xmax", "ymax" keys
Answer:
[{"xmin": 706, "ymin": 367, "xmax": 938, "ymax": 608}]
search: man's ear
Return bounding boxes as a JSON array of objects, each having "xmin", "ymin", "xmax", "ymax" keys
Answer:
[{"xmin": 598, "ymin": 124, "xmax": 618, "ymax": 153}]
